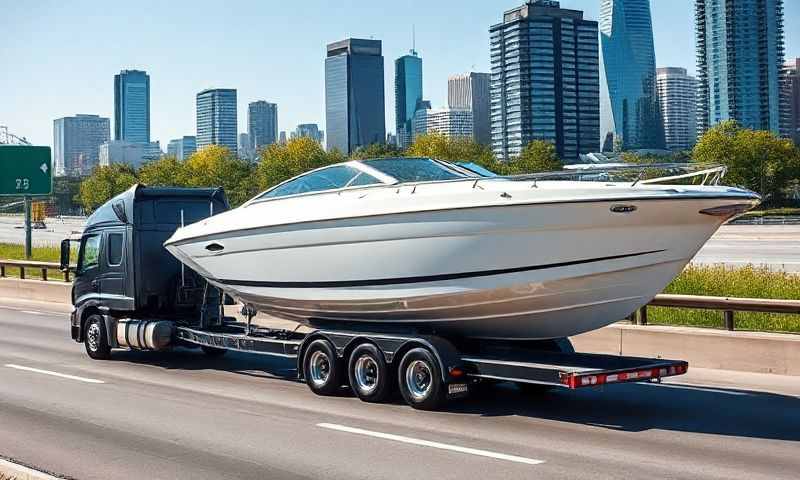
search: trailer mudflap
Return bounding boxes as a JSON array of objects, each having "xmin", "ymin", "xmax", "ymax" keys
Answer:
[{"xmin": 462, "ymin": 351, "xmax": 688, "ymax": 389}]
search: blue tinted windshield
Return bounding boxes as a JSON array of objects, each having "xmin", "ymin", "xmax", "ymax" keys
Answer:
[{"xmin": 361, "ymin": 158, "xmax": 465, "ymax": 183}]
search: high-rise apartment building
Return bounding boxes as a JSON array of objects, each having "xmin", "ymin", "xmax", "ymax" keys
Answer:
[
  {"xmin": 114, "ymin": 69, "xmax": 150, "ymax": 143},
  {"xmin": 413, "ymin": 108, "xmax": 474, "ymax": 139},
  {"xmin": 448, "ymin": 72, "xmax": 491, "ymax": 145},
  {"xmin": 325, "ymin": 38, "xmax": 386, "ymax": 154},
  {"xmin": 196, "ymin": 88, "xmax": 238, "ymax": 152},
  {"xmin": 294, "ymin": 123, "xmax": 324, "ymax": 144},
  {"xmin": 167, "ymin": 136, "xmax": 197, "ymax": 160},
  {"xmin": 53, "ymin": 114, "xmax": 110, "ymax": 176},
  {"xmin": 395, "ymin": 50, "xmax": 423, "ymax": 149},
  {"xmin": 490, "ymin": 1, "xmax": 600, "ymax": 162},
  {"xmin": 599, "ymin": 0, "xmax": 664, "ymax": 150},
  {"xmin": 248, "ymin": 101, "xmax": 278, "ymax": 152},
  {"xmin": 784, "ymin": 58, "xmax": 800, "ymax": 145},
  {"xmin": 695, "ymin": 0, "xmax": 785, "ymax": 134},
  {"xmin": 657, "ymin": 67, "xmax": 698, "ymax": 151}
]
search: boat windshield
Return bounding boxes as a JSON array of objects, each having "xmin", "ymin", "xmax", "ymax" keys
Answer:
[{"xmin": 361, "ymin": 158, "xmax": 466, "ymax": 183}]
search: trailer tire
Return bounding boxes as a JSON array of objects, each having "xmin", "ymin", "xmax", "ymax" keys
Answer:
[
  {"xmin": 84, "ymin": 314, "xmax": 112, "ymax": 360},
  {"xmin": 398, "ymin": 348, "xmax": 446, "ymax": 410},
  {"xmin": 201, "ymin": 346, "xmax": 227, "ymax": 357},
  {"xmin": 303, "ymin": 339, "xmax": 342, "ymax": 396},
  {"xmin": 348, "ymin": 343, "xmax": 392, "ymax": 403}
]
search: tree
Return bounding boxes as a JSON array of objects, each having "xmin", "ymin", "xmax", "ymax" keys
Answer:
[
  {"xmin": 77, "ymin": 164, "xmax": 139, "ymax": 212},
  {"xmin": 257, "ymin": 136, "xmax": 344, "ymax": 190},
  {"xmin": 499, "ymin": 140, "xmax": 561, "ymax": 175},
  {"xmin": 406, "ymin": 133, "xmax": 495, "ymax": 167},
  {"xmin": 693, "ymin": 120, "xmax": 800, "ymax": 204},
  {"xmin": 138, "ymin": 155, "xmax": 186, "ymax": 187},
  {"xmin": 182, "ymin": 145, "xmax": 258, "ymax": 206},
  {"xmin": 350, "ymin": 142, "xmax": 403, "ymax": 160}
]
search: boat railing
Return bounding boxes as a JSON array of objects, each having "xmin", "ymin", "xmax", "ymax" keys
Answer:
[{"xmin": 506, "ymin": 163, "xmax": 728, "ymax": 187}]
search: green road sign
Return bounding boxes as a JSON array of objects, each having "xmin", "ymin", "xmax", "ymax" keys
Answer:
[{"xmin": 0, "ymin": 145, "xmax": 53, "ymax": 196}]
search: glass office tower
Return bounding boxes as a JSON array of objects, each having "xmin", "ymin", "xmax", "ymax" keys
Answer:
[
  {"xmin": 599, "ymin": 0, "xmax": 664, "ymax": 151},
  {"xmin": 53, "ymin": 114, "xmax": 110, "ymax": 176},
  {"xmin": 490, "ymin": 0, "xmax": 600, "ymax": 162},
  {"xmin": 448, "ymin": 72, "xmax": 491, "ymax": 145},
  {"xmin": 196, "ymin": 88, "xmax": 238, "ymax": 153},
  {"xmin": 395, "ymin": 50, "xmax": 423, "ymax": 149},
  {"xmin": 248, "ymin": 101, "xmax": 278, "ymax": 151},
  {"xmin": 325, "ymin": 38, "xmax": 386, "ymax": 155},
  {"xmin": 114, "ymin": 69, "xmax": 150, "ymax": 144},
  {"xmin": 696, "ymin": 0, "xmax": 785, "ymax": 134}
]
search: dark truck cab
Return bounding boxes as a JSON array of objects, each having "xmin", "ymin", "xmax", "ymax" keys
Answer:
[{"xmin": 62, "ymin": 184, "xmax": 228, "ymax": 351}]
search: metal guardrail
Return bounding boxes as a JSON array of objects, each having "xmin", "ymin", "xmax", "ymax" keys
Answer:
[
  {"xmin": 632, "ymin": 294, "xmax": 800, "ymax": 331},
  {"xmin": 0, "ymin": 260, "xmax": 73, "ymax": 282}
]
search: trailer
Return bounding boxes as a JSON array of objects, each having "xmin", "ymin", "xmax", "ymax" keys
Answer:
[{"xmin": 62, "ymin": 185, "xmax": 688, "ymax": 410}]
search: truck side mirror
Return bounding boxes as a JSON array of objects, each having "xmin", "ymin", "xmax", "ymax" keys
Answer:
[{"xmin": 60, "ymin": 239, "xmax": 71, "ymax": 272}]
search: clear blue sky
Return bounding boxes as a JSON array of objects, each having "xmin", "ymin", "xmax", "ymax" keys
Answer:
[{"xmin": 2, "ymin": 0, "xmax": 798, "ymax": 149}]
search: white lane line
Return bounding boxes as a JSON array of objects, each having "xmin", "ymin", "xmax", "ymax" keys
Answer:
[
  {"xmin": 317, "ymin": 423, "xmax": 545, "ymax": 466},
  {"xmin": 0, "ymin": 458, "xmax": 63, "ymax": 480},
  {"xmin": 4, "ymin": 364, "xmax": 105, "ymax": 384},
  {"xmin": 20, "ymin": 310, "xmax": 46, "ymax": 315},
  {"xmin": 644, "ymin": 382, "xmax": 748, "ymax": 396}
]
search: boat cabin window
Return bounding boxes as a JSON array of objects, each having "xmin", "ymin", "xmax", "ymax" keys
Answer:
[
  {"xmin": 259, "ymin": 165, "xmax": 380, "ymax": 200},
  {"xmin": 361, "ymin": 158, "xmax": 465, "ymax": 183}
]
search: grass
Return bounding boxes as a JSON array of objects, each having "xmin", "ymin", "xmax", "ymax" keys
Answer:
[
  {"xmin": 649, "ymin": 264, "xmax": 800, "ymax": 333},
  {"xmin": 741, "ymin": 207, "xmax": 800, "ymax": 218},
  {"xmin": 0, "ymin": 242, "xmax": 68, "ymax": 281}
]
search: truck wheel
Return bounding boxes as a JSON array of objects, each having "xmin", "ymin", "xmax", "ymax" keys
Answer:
[
  {"xmin": 303, "ymin": 339, "xmax": 342, "ymax": 396},
  {"xmin": 201, "ymin": 346, "xmax": 227, "ymax": 357},
  {"xmin": 348, "ymin": 343, "xmax": 391, "ymax": 402},
  {"xmin": 84, "ymin": 315, "xmax": 111, "ymax": 360},
  {"xmin": 398, "ymin": 348, "xmax": 446, "ymax": 410}
]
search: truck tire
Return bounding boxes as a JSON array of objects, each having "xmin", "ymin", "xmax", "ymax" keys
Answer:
[
  {"xmin": 201, "ymin": 346, "xmax": 227, "ymax": 357},
  {"xmin": 398, "ymin": 347, "xmax": 446, "ymax": 410},
  {"xmin": 348, "ymin": 343, "xmax": 392, "ymax": 403},
  {"xmin": 84, "ymin": 314, "xmax": 112, "ymax": 360},
  {"xmin": 303, "ymin": 339, "xmax": 342, "ymax": 396}
]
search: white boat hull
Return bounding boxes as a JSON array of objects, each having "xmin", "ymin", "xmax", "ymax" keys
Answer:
[{"xmin": 167, "ymin": 195, "xmax": 745, "ymax": 340}]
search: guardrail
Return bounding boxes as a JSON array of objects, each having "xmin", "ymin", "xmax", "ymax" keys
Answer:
[
  {"xmin": 632, "ymin": 294, "xmax": 800, "ymax": 331},
  {"xmin": 0, "ymin": 260, "xmax": 73, "ymax": 282}
]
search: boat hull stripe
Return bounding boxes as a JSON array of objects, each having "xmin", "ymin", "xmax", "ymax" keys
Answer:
[{"xmin": 216, "ymin": 249, "xmax": 666, "ymax": 289}]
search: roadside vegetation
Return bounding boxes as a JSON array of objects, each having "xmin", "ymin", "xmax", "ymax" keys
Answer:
[
  {"xmin": 650, "ymin": 265, "xmax": 800, "ymax": 333},
  {"xmin": 0, "ymin": 242, "xmax": 68, "ymax": 281}
]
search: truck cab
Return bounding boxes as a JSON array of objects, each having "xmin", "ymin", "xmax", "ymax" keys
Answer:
[{"xmin": 63, "ymin": 184, "xmax": 229, "ymax": 346}]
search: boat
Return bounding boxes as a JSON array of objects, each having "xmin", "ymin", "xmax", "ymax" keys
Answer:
[{"xmin": 164, "ymin": 157, "xmax": 759, "ymax": 340}]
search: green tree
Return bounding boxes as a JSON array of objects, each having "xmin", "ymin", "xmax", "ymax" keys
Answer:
[
  {"xmin": 350, "ymin": 142, "xmax": 403, "ymax": 160},
  {"xmin": 499, "ymin": 140, "xmax": 562, "ymax": 175},
  {"xmin": 138, "ymin": 155, "xmax": 186, "ymax": 187},
  {"xmin": 182, "ymin": 145, "xmax": 258, "ymax": 206},
  {"xmin": 693, "ymin": 120, "xmax": 800, "ymax": 204},
  {"xmin": 257, "ymin": 136, "xmax": 344, "ymax": 190},
  {"xmin": 406, "ymin": 133, "xmax": 495, "ymax": 167},
  {"xmin": 78, "ymin": 164, "xmax": 139, "ymax": 212}
]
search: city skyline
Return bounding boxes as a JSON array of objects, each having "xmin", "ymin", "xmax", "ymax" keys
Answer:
[{"xmin": 4, "ymin": 0, "xmax": 798, "ymax": 150}]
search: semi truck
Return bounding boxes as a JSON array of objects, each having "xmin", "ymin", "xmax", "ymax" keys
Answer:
[{"xmin": 61, "ymin": 185, "xmax": 688, "ymax": 410}]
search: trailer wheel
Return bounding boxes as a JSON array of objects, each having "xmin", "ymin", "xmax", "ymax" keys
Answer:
[
  {"xmin": 348, "ymin": 343, "xmax": 391, "ymax": 402},
  {"xmin": 201, "ymin": 346, "xmax": 227, "ymax": 357},
  {"xmin": 84, "ymin": 315, "xmax": 111, "ymax": 360},
  {"xmin": 398, "ymin": 348, "xmax": 446, "ymax": 410},
  {"xmin": 303, "ymin": 339, "xmax": 342, "ymax": 396}
]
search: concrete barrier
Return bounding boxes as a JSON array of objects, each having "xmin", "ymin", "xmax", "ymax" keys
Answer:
[
  {"xmin": 0, "ymin": 278, "xmax": 71, "ymax": 305},
  {"xmin": 0, "ymin": 278, "xmax": 797, "ymax": 376}
]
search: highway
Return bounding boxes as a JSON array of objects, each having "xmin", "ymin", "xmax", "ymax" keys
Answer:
[{"xmin": 1, "ymin": 299, "xmax": 799, "ymax": 479}]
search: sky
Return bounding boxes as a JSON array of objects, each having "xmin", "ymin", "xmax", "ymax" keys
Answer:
[{"xmin": 2, "ymin": 0, "xmax": 799, "ymax": 149}]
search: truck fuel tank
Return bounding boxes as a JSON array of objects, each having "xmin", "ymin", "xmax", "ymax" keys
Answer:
[{"xmin": 116, "ymin": 320, "xmax": 175, "ymax": 351}]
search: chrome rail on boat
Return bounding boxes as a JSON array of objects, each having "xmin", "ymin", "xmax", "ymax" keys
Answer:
[{"xmin": 505, "ymin": 163, "xmax": 728, "ymax": 187}]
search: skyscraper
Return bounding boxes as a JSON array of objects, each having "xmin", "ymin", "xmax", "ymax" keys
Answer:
[
  {"xmin": 167, "ymin": 136, "xmax": 197, "ymax": 160},
  {"xmin": 53, "ymin": 114, "xmax": 110, "ymax": 177},
  {"xmin": 395, "ymin": 50, "xmax": 423, "ymax": 149},
  {"xmin": 784, "ymin": 58, "xmax": 800, "ymax": 145},
  {"xmin": 248, "ymin": 101, "xmax": 278, "ymax": 152},
  {"xmin": 657, "ymin": 67, "xmax": 698, "ymax": 151},
  {"xmin": 695, "ymin": 0, "xmax": 785, "ymax": 135},
  {"xmin": 325, "ymin": 38, "xmax": 386, "ymax": 154},
  {"xmin": 413, "ymin": 108, "xmax": 474, "ymax": 139},
  {"xmin": 490, "ymin": 1, "xmax": 600, "ymax": 162},
  {"xmin": 294, "ymin": 123, "xmax": 324, "ymax": 144},
  {"xmin": 196, "ymin": 88, "xmax": 238, "ymax": 152},
  {"xmin": 599, "ymin": 0, "xmax": 664, "ymax": 151},
  {"xmin": 448, "ymin": 72, "xmax": 491, "ymax": 145},
  {"xmin": 114, "ymin": 69, "xmax": 150, "ymax": 143}
]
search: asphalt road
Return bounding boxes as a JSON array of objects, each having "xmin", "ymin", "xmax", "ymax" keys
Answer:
[{"xmin": 1, "ymin": 300, "xmax": 799, "ymax": 480}]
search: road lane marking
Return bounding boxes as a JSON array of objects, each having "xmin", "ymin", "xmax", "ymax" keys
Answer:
[
  {"xmin": 4, "ymin": 364, "xmax": 105, "ymax": 384},
  {"xmin": 20, "ymin": 310, "xmax": 47, "ymax": 315},
  {"xmin": 317, "ymin": 423, "xmax": 544, "ymax": 466}
]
